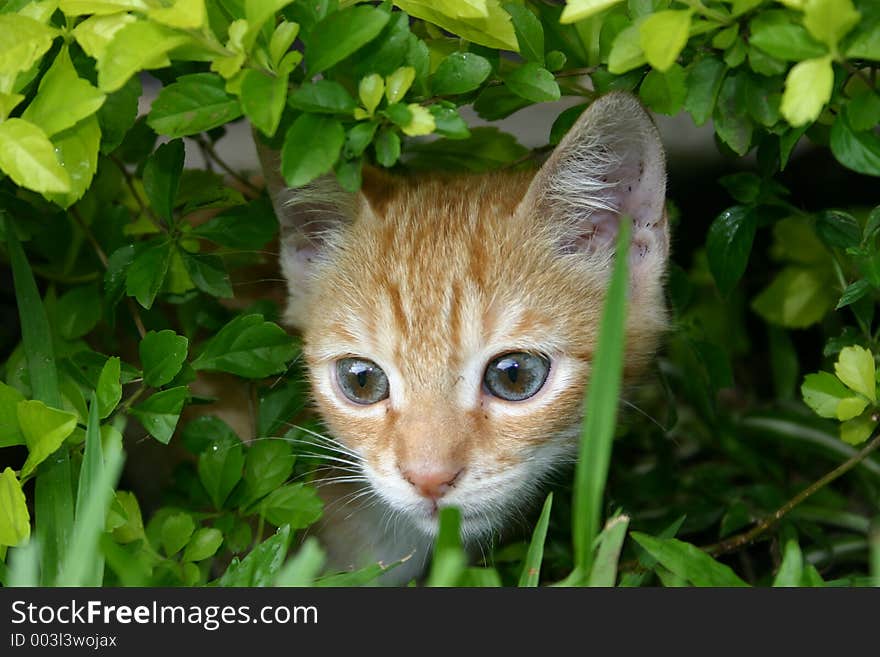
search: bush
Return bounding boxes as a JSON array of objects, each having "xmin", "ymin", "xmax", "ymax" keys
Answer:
[{"xmin": 0, "ymin": 0, "xmax": 878, "ymax": 587}]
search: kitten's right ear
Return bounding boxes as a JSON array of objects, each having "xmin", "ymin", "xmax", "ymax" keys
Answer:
[{"xmin": 256, "ymin": 140, "xmax": 361, "ymax": 329}]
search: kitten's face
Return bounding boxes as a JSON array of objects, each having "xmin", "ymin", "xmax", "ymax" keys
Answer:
[{"xmin": 267, "ymin": 93, "xmax": 668, "ymax": 542}]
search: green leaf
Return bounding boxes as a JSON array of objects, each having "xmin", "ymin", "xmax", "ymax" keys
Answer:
[
  {"xmin": 288, "ymin": 80, "xmax": 357, "ymax": 114},
  {"xmin": 260, "ymin": 483, "xmax": 323, "ymax": 529},
  {"xmin": 639, "ymin": 64, "xmax": 687, "ymax": 115},
  {"xmin": 147, "ymin": 73, "xmax": 242, "ymax": 138},
  {"xmin": 96, "ymin": 356, "xmax": 122, "ymax": 419},
  {"xmin": 394, "ymin": 0, "xmax": 517, "ymax": 50},
  {"xmin": 518, "ymin": 493, "xmax": 553, "ymax": 587},
  {"xmin": 240, "ymin": 69, "xmax": 287, "ymax": 138},
  {"xmin": 504, "ymin": 3, "xmax": 544, "ymax": 64},
  {"xmin": 429, "ymin": 104, "xmax": 471, "ymax": 140},
  {"xmin": 631, "ymin": 533, "xmax": 750, "ymax": 587},
  {"xmin": 608, "ymin": 23, "xmax": 646, "ymax": 74},
  {"xmin": 140, "ymin": 329, "xmax": 189, "ymax": 388},
  {"xmin": 182, "ymin": 251, "xmax": 233, "ymax": 299},
  {"xmin": 18, "ymin": 400, "xmax": 78, "ymax": 478},
  {"xmin": 431, "ymin": 52, "xmax": 492, "ymax": 96},
  {"xmin": 588, "ymin": 513, "xmax": 630, "ymax": 587},
  {"xmin": 560, "ymin": 0, "xmax": 624, "ymax": 23},
  {"xmin": 97, "ymin": 20, "xmax": 191, "ymax": 92},
  {"xmin": 572, "ymin": 218, "xmax": 630, "ymax": 574},
  {"xmin": 748, "ymin": 11, "xmax": 827, "ymax": 61},
  {"xmin": 258, "ymin": 378, "xmax": 308, "ymax": 437},
  {"xmin": 143, "ymin": 139, "xmax": 184, "ymax": 222},
  {"xmin": 358, "ymin": 73, "xmax": 384, "ymax": 115},
  {"xmin": 503, "ymin": 62, "xmax": 560, "ymax": 103},
  {"xmin": 130, "ymin": 386, "xmax": 188, "ymax": 444},
  {"xmin": 305, "ymin": 5, "xmax": 390, "ymax": 74},
  {"xmin": 125, "ymin": 239, "xmax": 172, "ymax": 309},
  {"xmin": 802, "ymin": 0, "xmax": 860, "ymax": 49},
  {"xmin": 191, "ymin": 197, "xmax": 277, "ymax": 249},
  {"xmin": 706, "ymin": 206, "xmax": 757, "ymax": 296},
  {"xmin": 836, "ymin": 396, "xmax": 868, "ymax": 421},
  {"xmin": 780, "ymin": 56, "xmax": 833, "ymax": 127},
  {"xmin": 160, "ymin": 512, "xmax": 195, "ymax": 557},
  {"xmin": 281, "ymin": 113, "xmax": 344, "ymax": 188},
  {"xmin": 830, "ymin": 106, "xmax": 880, "ymax": 177},
  {"xmin": 21, "ymin": 47, "xmax": 106, "ymax": 138},
  {"xmin": 374, "ymin": 126, "xmax": 401, "ymax": 167},
  {"xmin": 639, "ymin": 10, "xmax": 691, "ymax": 72},
  {"xmin": 0, "ymin": 468, "xmax": 30, "ymax": 547},
  {"xmin": 802, "ymin": 371, "xmax": 851, "ymax": 418},
  {"xmin": 343, "ymin": 122, "xmax": 379, "ymax": 158},
  {"xmin": 71, "ymin": 13, "xmax": 137, "ymax": 61},
  {"xmin": 183, "ymin": 527, "xmax": 223, "ymax": 562},
  {"xmin": 845, "ymin": 18, "xmax": 880, "ymax": 60},
  {"xmin": 0, "ymin": 383, "xmax": 26, "ymax": 448},
  {"xmin": 0, "ymin": 118, "xmax": 71, "ymax": 194},
  {"xmin": 714, "ymin": 73, "xmax": 753, "ymax": 156},
  {"xmin": 243, "ymin": 439, "xmax": 296, "ymax": 505},
  {"xmin": 840, "ymin": 413, "xmax": 878, "ymax": 445},
  {"xmin": 835, "ymin": 345, "xmax": 876, "ymax": 402},
  {"xmin": 403, "ymin": 126, "xmax": 526, "ymax": 171},
  {"xmin": 0, "ymin": 13, "xmax": 57, "ymax": 79},
  {"xmin": 198, "ymin": 434, "xmax": 244, "ymax": 510},
  {"xmin": 752, "ymin": 266, "xmax": 837, "ymax": 328},
  {"xmin": 274, "ymin": 537, "xmax": 326, "ymax": 586},
  {"xmin": 191, "ymin": 314, "xmax": 297, "ymax": 378},
  {"xmin": 815, "ymin": 210, "xmax": 861, "ymax": 249},
  {"xmin": 684, "ymin": 57, "xmax": 726, "ymax": 126},
  {"xmin": 218, "ymin": 525, "xmax": 291, "ymax": 586},
  {"xmin": 837, "ymin": 279, "xmax": 871, "ymax": 310},
  {"xmin": 54, "ymin": 284, "xmax": 101, "ymax": 340}
]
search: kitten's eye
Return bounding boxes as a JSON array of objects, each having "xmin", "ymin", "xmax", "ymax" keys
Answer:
[
  {"xmin": 335, "ymin": 357, "xmax": 390, "ymax": 405},
  {"xmin": 483, "ymin": 352, "xmax": 551, "ymax": 402}
]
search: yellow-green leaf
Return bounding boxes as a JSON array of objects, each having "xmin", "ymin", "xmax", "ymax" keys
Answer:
[
  {"xmin": 840, "ymin": 413, "xmax": 878, "ymax": 445},
  {"xmin": 608, "ymin": 24, "xmax": 646, "ymax": 74},
  {"xmin": 59, "ymin": 1, "xmax": 149, "ymax": 15},
  {"xmin": 836, "ymin": 396, "xmax": 869, "ymax": 421},
  {"xmin": 560, "ymin": 0, "xmax": 624, "ymax": 23},
  {"xmin": 803, "ymin": 0, "xmax": 860, "ymax": 49},
  {"xmin": 639, "ymin": 10, "xmax": 692, "ymax": 72},
  {"xmin": 0, "ymin": 468, "xmax": 30, "ymax": 547},
  {"xmin": 22, "ymin": 47, "xmax": 106, "ymax": 138},
  {"xmin": 0, "ymin": 118, "xmax": 71, "ymax": 194},
  {"xmin": 17, "ymin": 400, "xmax": 78, "ymax": 478},
  {"xmin": 402, "ymin": 104, "xmax": 436, "ymax": 136},
  {"xmin": 97, "ymin": 20, "xmax": 192, "ymax": 92},
  {"xmin": 148, "ymin": 0, "xmax": 206, "ymax": 29},
  {"xmin": 393, "ymin": 0, "xmax": 517, "ymax": 51},
  {"xmin": 0, "ymin": 13, "xmax": 58, "ymax": 81},
  {"xmin": 386, "ymin": 66, "xmax": 416, "ymax": 104},
  {"xmin": 72, "ymin": 13, "xmax": 137, "ymax": 61},
  {"xmin": 359, "ymin": 73, "xmax": 384, "ymax": 115},
  {"xmin": 780, "ymin": 56, "xmax": 833, "ymax": 127},
  {"xmin": 835, "ymin": 345, "xmax": 876, "ymax": 402},
  {"xmin": 45, "ymin": 115, "xmax": 102, "ymax": 209}
]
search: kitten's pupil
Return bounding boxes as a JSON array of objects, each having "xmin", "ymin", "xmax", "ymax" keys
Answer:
[
  {"xmin": 484, "ymin": 352, "xmax": 550, "ymax": 402},
  {"xmin": 336, "ymin": 357, "xmax": 389, "ymax": 405}
]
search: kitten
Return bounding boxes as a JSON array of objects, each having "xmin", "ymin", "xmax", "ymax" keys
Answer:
[{"xmin": 260, "ymin": 92, "xmax": 668, "ymax": 584}]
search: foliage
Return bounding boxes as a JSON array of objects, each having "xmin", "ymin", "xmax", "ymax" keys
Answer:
[{"xmin": 0, "ymin": 0, "xmax": 879, "ymax": 587}]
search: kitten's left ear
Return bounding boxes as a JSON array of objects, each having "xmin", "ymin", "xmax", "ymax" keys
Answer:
[
  {"xmin": 519, "ymin": 92, "xmax": 668, "ymax": 278},
  {"xmin": 256, "ymin": 139, "xmax": 363, "ymax": 330}
]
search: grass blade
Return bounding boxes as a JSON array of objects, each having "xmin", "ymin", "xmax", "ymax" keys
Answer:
[
  {"xmin": 871, "ymin": 516, "xmax": 880, "ymax": 587},
  {"xmin": 5, "ymin": 213, "xmax": 73, "ymax": 585},
  {"xmin": 518, "ymin": 492, "xmax": 553, "ymax": 587},
  {"xmin": 71, "ymin": 393, "xmax": 106, "ymax": 585},
  {"xmin": 572, "ymin": 217, "xmax": 631, "ymax": 575},
  {"xmin": 426, "ymin": 507, "xmax": 466, "ymax": 587},
  {"xmin": 7, "ymin": 540, "xmax": 41, "ymax": 587},
  {"xmin": 587, "ymin": 513, "xmax": 630, "ymax": 587}
]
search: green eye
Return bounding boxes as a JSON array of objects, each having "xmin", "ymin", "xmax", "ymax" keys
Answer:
[
  {"xmin": 336, "ymin": 357, "xmax": 390, "ymax": 405},
  {"xmin": 483, "ymin": 352, "xmax": 551, "ymax": 402}
]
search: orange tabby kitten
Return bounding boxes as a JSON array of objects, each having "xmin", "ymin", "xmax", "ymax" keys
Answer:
[{"xmin": 260, "ymin": 92, "xmax": 668, "ymax": 584}]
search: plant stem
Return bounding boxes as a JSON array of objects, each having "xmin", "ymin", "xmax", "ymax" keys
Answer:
[
  {"xmin": 110, "ymin": 155, "xmax": 168, "ymax": 235},
  {"xmin": 703, "ymin": 431, "xmax": 880, "ymax": 558},
  {"xmin": 193, "ymin": 136, "xmax": 263, "ymax": 197}
]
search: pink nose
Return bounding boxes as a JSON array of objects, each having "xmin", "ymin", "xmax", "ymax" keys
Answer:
[{"xmin": 401, "ymin": 467, "xmax": 462, "ymax": 501}]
